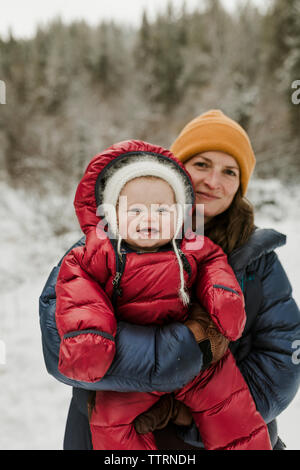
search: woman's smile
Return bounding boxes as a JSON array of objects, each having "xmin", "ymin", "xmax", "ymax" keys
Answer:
[
  {"xmin": 196, "ymin": 191, "xmax": 220, "ymax": 201},
  {"xmin": 185, "ymin": 151, "xmax": 240, "ymax": 223}
]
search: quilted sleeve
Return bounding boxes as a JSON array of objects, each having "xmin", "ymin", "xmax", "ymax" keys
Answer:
[
  {"xmin": 55, "ymin": 246, "xmax": 117, "ymax": 383},
  {"xmin": 193, "ymin": 236, "xmax": 246, "ymax": 341},
  {"xmin": 39, "ymin": 238, "xmax": 203, "ymax": 392},
  {"xmin": 237, "ymin": 252, "xmax": 300, "ymax": 423}
]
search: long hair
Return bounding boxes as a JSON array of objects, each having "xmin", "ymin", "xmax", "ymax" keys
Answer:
[{"xmin": 204, "ymin": 186, "xmax": 255, "ymax": 254}]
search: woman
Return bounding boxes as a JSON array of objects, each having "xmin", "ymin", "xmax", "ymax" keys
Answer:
[{"xmin": 39, "ymin": 110, "xmax": 300, "ymax": 450}]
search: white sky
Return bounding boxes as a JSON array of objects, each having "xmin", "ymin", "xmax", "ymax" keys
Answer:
[{"xmin": 0, "ymin": 0, "xmax": 265, "ymax": 39}]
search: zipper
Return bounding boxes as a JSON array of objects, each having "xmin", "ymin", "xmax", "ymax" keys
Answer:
[{"xmin": 112, "ymin": 253, "xmax": 126, "ymax": 305}]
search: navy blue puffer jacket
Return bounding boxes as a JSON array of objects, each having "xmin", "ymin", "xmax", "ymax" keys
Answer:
[{"xmin": 39, "ymin": 227, "xmax": 300, "ymax": 449}]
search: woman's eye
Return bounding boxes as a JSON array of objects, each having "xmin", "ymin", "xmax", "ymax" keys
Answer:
[
  {"xmin": 195, "ymin": 162, "xmax": 207, "ymax": 168},
  {"xmin": 225, "ymin": 169, "xmax": 237, "ymax": 177}
]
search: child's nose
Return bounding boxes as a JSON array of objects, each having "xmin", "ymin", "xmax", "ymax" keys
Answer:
[{"xmin": 140, "ymin": 208, "xmax": 159, "ymax": 224}]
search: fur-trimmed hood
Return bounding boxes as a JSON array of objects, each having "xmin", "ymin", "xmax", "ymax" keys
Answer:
[{"xmin": 74, "ymin": 140, "xmax": 195, "ymax": 236}]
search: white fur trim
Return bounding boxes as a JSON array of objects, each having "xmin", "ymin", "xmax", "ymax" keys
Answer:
[
  {"xmin": 102, "ymin": 155, "xmax": 190, "ymax": 237},
  {"xmin": 101, "ymin": 154, "xmax": 191, "ymax": 306}
]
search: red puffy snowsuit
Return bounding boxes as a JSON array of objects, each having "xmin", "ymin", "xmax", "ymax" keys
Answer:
[{"xmin": 55, "ymin": 140, "xmax": 272, "ymax": 450}]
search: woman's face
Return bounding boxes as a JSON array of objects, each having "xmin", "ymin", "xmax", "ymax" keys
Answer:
[{"xmin": 184, "ymin": 151, "xmax": 240, "ymax": 223}]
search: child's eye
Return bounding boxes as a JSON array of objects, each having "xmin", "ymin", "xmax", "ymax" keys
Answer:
[
  {"xmin": 129, "ymin": 208, "xmax": 142, "ymax": 215},
  {"xmin": 157, "ymin": 207, "xmax": 171, "ymax": 214}
]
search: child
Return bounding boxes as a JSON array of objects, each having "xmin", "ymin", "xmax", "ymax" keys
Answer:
[{"xmin": 55, "ymin": 140, "xmax": 272, "ymax": 450}]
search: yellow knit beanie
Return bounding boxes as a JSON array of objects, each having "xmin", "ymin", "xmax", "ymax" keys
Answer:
[{"xmin": 170, "ymin": 110, "xmax": 256, "ymax": 195}]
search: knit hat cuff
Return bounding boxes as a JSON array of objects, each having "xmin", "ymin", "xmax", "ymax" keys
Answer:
[
  {"xmin": 101, "ymin": 155, "xmax": 193, "ymax": 237},
  {"xmin": 100, "ymin": 154, "xmax": 192, "ymax": 306},
  {"xmin": 171, "ymin": 111, "xmax": 256, "ymax": 196}
]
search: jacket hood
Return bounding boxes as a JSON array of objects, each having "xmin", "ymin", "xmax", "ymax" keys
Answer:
[
  {"xmin": 74, "ymin": 139, "xmax": 195, "ymax": 235},
  {"xmin": 228, "ymin": 227, "xmax": 286, "ymax": 275}
]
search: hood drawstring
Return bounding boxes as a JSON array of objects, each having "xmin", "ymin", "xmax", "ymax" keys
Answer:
[
  {"xmin": 117, "ymin": 233, "xmax": 122, "ymax": 260},
  {"xmin": 115, "ymin": 233, "xmax": 189, "ymax": 307},
  {"xmin": 172, "ymin": 239, "xmax": 190, "ymax": 307}
]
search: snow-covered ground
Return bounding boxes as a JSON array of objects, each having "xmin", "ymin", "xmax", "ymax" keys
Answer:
[{"xmin": 0, "ymin": 178, "xmax": 299, "ymax": 450}]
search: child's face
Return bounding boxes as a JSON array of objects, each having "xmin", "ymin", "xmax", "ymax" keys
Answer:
[{"xmin": 117, "ymin": 177, "xmax": 177, "ymax": 251}]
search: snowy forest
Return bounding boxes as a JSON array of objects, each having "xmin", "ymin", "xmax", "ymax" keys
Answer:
[
  {"xmin": 1, "ymin": 0, "xmax": 300, "ymax": 450},
  {"xmin": 1, "ymin": 0, "xmax": 300, "ymax": 193}
]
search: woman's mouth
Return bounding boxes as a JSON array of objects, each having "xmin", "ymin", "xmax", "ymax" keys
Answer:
[{"xmin": 196, "ymin": 191, "xmax": 219, "ymax": 201}]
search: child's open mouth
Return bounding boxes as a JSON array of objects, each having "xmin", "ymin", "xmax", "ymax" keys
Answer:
[{"xmin": 137, "ymin": 228, "xmax": 159, "ymax": 238}]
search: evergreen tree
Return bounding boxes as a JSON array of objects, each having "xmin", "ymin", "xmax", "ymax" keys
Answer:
[
  {"xmin": 134, "ymin": 3, "xmax": 185, "ymax": 112},
  {"xmin": 264, "ymin": 0, "xmax": 300, "ymax": 140},
  {"xmin": 0, "ymin": 2, "xmax": 300, "ymax": 189},
  {"xmin": 284, "ymin": 1, "xmax": 300, "ymax": 139}
]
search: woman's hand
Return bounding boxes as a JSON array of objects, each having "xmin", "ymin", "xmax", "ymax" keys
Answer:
[
  {"xmin": 134, "ymin": 394, "xmax": 193, "ymax": 434},
  {"xmin": 185, "ymin": 302, "xmax": 229, "ymax": 363},
  {"xmin": 134, "ymin": 303, "xmax": 230, "ymax": 435}
]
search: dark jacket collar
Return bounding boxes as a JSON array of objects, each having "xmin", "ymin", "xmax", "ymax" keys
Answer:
[{"xmin": 228, "ymin": 227, "xmax": 286, "ymax": 275}]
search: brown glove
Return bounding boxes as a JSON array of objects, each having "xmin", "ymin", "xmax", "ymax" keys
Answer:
[
  {"xmin": 87, "ymin": 391, "xmax": 96, "ymax": 421},
  {"xmin": 134, "ymin": 394, "xmax": 193, "ymax": 434},
  {"xmin": 184, "ymin": 302, "xmax": 229, "ymax": 364},
  {"xmin": 134, "ymin": 305, "xmax": 229, "ymax": 435},
  {"xmin": 134, "ymin": 303, "xmax": 229, "ymax": 436}
]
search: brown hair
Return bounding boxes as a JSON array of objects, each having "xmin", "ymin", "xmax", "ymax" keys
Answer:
[{"xmin": 204, "ymin": 186, "xmax": 255, "ymax": 254}]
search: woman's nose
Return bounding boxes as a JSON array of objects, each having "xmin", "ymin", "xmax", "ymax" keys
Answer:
[{"xmin": 202, "ymin": 170, "xmax": 221, "ymax": 189}]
